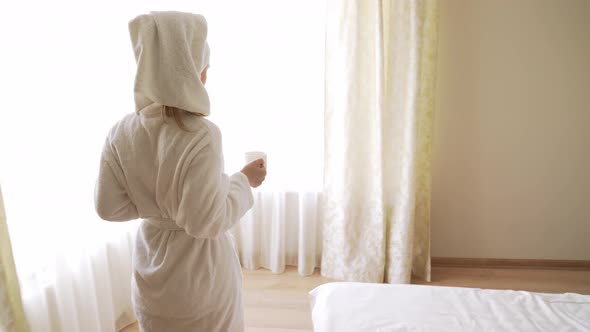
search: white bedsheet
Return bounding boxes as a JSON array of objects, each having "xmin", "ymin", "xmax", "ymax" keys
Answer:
[{"xmin": 309, "ymin": 282, "xmax": 590, "ymax": 332}]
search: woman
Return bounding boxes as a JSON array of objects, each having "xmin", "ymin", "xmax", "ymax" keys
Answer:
[{"xmin": 94, "ymin": 11, "xmax": 265, "ymax": 332}]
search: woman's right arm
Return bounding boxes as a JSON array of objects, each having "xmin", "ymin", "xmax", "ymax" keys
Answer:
[{"xmin": 176, "ymin": 143, "xmax": 254, "ymax": 239}]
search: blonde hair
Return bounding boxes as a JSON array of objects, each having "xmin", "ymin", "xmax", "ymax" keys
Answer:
[{"xmin": 161, "ymin": 105, "xmax": 203, "ymax": 132}]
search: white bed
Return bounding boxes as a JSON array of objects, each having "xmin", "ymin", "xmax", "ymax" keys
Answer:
[{"xmin": 309, "ymin": 282, "xmax": 590, "ymax": 332}]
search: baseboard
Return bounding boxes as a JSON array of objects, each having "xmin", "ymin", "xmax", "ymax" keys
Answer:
[{"xmin": 431, "ymin": 257, "xmax": 590, "ymax": 271}]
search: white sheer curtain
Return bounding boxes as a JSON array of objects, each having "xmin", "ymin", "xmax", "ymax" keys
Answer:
[
  {"xmin": 0, "ymin": 0, "xmax": 324, "ymax": 331},
  {"xmin": 231, "ymin": 191, "xmax": 323, "ymax": 276}
]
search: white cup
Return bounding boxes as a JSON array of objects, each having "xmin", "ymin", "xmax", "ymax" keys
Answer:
[{"xmin": 244, "ymin": 151, "xmax": 267, "ymax": 167}]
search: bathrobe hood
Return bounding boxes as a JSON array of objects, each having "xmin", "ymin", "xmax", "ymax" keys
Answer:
[{"xmin": 129, "ymin": 11, "xmax": 210, "ymax": 115}]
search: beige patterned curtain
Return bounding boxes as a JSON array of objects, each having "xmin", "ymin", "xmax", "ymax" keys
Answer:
[
  {"xmin": 0, "ymin": 186, "xmax": 30, "ymax": 332},
  {"xmin": 321, "ymin": 0, "xmax": 438, "ymax": 283}
]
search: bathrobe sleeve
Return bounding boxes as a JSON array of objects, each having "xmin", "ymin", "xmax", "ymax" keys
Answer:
[
  {"xmin": 95, "ymin": 138, "xmax": 139, "ymax": 221},
  {"xmin": 176, "ymin": 141, "xmax": 254, "ymax": 239}
]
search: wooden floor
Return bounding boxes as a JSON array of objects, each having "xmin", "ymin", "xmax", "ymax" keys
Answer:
[{"xmin": 121, "ymin": 266, "xmax": 590, "ymax": 332}]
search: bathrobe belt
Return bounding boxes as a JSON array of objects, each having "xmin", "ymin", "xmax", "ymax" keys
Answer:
[{"xmin": 144, "ymin": 217, "xmax": 184, "ymax": 231}]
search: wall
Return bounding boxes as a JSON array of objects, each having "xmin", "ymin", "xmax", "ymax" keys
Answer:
[{"xmin": 431, "ymin": 0, "xmax": 590, "ymax": 260}]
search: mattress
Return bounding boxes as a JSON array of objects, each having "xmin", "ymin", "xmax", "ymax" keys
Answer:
[{"xmin": 309, "ymin": 282, "xmax": 590, "ymax": 332}]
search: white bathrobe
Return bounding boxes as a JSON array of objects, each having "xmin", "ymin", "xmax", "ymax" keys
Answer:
[{"xmin": 95, "ymin": 12, "xmax": 252, "ymax": 332}]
